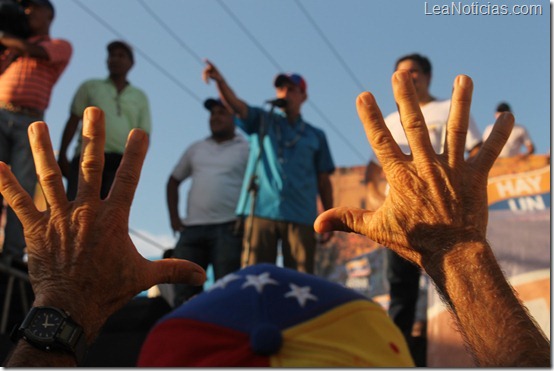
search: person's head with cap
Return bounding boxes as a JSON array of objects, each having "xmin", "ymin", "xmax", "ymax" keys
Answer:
[
  {"xmin": 107, "ymin": 40, "xmax": 134, "ymax": 78},
  {"xmin": 204, "ymin": 98, "xmax": 236, "ymax": 143},
  {"xmin": 138, "ymin": 263, "xmax": 415, "ymax": 367},
  {"xmin": 495, "ymin": 102, "xmax": 512, "ymax": 119},
  {"xmin": 273, "ymin": 73, "xmax": 308, "ymax": 117},
  {"xmin": 24, "ymin": 0, "xmax": 55, "ymax": 34}
]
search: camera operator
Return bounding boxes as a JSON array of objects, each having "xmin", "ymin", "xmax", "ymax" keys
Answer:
[
  {"xmin": 0, "ymin": 0, "xmax": 72, "ymax": 264},
  {"xmin": 0, "ymin": 0, "xmax": 30, "ymax": 46}
]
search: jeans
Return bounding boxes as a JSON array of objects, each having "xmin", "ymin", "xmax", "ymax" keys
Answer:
[
  {"xmin": 173, "ymin": 221, "xmax": 243, "ymax": 306},
  {"xmin": 0, "ymin": 109, "xmax": 41, "ymax": 259}
]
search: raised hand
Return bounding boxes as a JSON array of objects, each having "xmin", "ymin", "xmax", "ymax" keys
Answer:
[
  {"xmin": 315, "ymin": 72, "xmax": 513, "ymax": 268},
  {"xmin": 0, "ymin": 107, "xmax": 206, "ymax": 345},
  {"xmin": 314, "ymin": 72, "xmax": 550, "ymax": 367}
]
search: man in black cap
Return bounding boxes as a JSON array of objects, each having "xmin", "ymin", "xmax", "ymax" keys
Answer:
[
  {"xmin": 0, "ymin": 0, "xmax": 72, "ymax": 262},
  {"xmin": 166, "ymin": 98, "xmax": 249, "ymax": 306},
  {"xmin": 58, "ymin": 40, "xmax": 151, "ymax": 200}
]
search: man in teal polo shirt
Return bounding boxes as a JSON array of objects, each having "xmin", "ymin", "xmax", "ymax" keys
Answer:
[
  {"xmin": 58, "ymin": 40, "xmax": 151, "ymax": 200},
  {"xmin": 203, "ymin": 60, "xmax": 335, "ymax": 274}
]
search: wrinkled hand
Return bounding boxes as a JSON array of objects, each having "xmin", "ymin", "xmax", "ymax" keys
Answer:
[
  {"xmin": 0, "ymin": 107, "xmax": 206, "ymax": 342},
  {"xmin": 202, "ymin": 59, "xmax": 223, "ymax": 84},
  {"xmin": 315, "ymin": 72, "xmax": 513, "ymax": 269}
]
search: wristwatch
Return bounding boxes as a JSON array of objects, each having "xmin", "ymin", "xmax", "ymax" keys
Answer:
[{"xmin": 11, "ymin": 306, "xmax": 87, "ymax": 365}]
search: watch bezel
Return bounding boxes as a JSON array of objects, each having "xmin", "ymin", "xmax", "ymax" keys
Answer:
[{"xmin": 21, "ymin": 306, "xmax": 67, "ymax": 349}]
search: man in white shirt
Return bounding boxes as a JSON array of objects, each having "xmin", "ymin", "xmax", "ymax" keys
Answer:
[
  {"xmin": 382, "ymin": 53, "xmax": 482, "ymax": 365},
  {"xmin": 167, "ymin": 98, "xmax": 249, "ymax": 306},
  {"xmin": 482, "ymin": 102, "xmax": 534, "ymax": 158}
]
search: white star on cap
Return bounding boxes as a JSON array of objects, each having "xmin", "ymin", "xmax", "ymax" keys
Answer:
[
  {"xmin": 208, "ymin": 273, "xmax": 241, "ymax": 291},
  {"xmin": 284, "ymin": 283, "xmax": 318, "ymax": 307},
  {"xmin": 241, "ymin": 272, "xmax": 278, "ymax": 293}
]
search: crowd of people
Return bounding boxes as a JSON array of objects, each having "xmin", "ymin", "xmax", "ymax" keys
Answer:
[{"xmin": 0, "ymin": 0, "xmax": 546, "ymax": 367}]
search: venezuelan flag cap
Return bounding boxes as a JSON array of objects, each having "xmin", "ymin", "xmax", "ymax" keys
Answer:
[{"xmin": 138, "ymin": 263, "xmax": 414, "ymax": 367}]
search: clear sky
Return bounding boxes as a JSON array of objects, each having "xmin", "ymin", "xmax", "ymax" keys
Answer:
[{"xmin": 42, "ymin": 0, "xmax": 550, "ymax": 258}]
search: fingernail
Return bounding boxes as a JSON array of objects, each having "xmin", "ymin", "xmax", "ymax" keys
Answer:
[
  {"xmin": 456, "ymin": 75, "xmax": 472, "ymax": 88},
  {"xmin": 85, "ymin": 107, "xmax": 100, "ymax": 120},
  {"xmin": 359, "ymin": 92, "xmax": 375, "ymax": 107},
  {"xmin": 130, "ymin": 129, "xmax": 146, "ymax": 142},
  {"xmin": 456, "ymin": 75, "xmax": 465, "ymax": 87},
  {"xmin": 28, "ymin": 121, "xmax": 46, "ymax": 136},
  {"xmin": 395, "ymin": 70, "xmax": 409, "ymax": 82}
]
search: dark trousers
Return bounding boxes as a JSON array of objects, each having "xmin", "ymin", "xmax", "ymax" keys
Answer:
[
  {"xmin": 242, "ymin": 216, "xmax": 316, "ymax": 274},
  {"xmin": 173, "ymin": 221, "xmax": 243, "ymax": 306},
  {"xmin": 67, "ymin": 153, "xmax": 123, "ymax": 200},
  {"xmin": 386, "ymin": 249, "xmax": 421, "ymax": 351}
]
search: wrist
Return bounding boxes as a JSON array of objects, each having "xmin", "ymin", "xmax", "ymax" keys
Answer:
[
  {"xmin": 422, "ymin": 238, "xmax": 493, "ymax": 295},
  {"xmin": 10, "ymin": 306, "xmax": 87, "ymax": 366},
  {"xmin": 419, "ymin": 229, "xmax": 488, "ymax": 276},
  {"xmin": 32, "ymin": 295, "xmax": 102, "ymax": 344}
]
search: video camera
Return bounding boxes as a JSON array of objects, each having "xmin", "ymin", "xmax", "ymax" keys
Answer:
[{"xmin": 0, "ymin": 0, "xmax": 30, "ymax": 39}]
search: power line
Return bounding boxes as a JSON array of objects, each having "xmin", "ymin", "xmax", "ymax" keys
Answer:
[
  {"xmin": 294, "ymin": 0, "xmax": 366, "ymax": 92},
  {"xmin": 215, "ymin": 1, "xmax": 367, "ymax": 163},
  {"xmin": 216, "ymin": 0, "xmax": 283, "ymax": 71},
  {"xmin": 306, "ymin": 101, "xmax": 368, "ymax": 161},
  {"xmin": 137, "ymin": 0, "xmax": 204, "ymax": 66},
  {"xmin": 73, "ymin": 0, "xmax": 203, "ymax": 104}
]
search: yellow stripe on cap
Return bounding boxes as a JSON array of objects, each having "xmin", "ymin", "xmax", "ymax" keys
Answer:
[{"xmin": 270, "ymin": 300, "xmax": 414, "ymax": 367}]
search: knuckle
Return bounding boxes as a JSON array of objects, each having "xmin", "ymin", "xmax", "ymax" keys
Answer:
[
  {"xmin": 400, "ymin": 112, "xmax": 425, "ymax": 130},
  {"xmin": 38, "ymin": 169, "xmax": 61, "ymax": 186},
  {"xmin": 8, "ymin": 192, "xmax": 30, "ymax": 211},
  {"xmin": 71, "ymin": 204, "xmax": 98, "ymax": 224},
  {"xmin": 371, "ymin": 127, "xmax": 393, "ymax": 148},
  {"xmin": 80, "ymin": 158, "xmax": 104, "ymax": 176}
]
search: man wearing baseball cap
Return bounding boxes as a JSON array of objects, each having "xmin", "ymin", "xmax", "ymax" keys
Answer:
[
  {"xmin": 58, "ymin": 40, "xmax": 150, "ymax": 201},
  {"xmin": 203, "ymin": 60, "xmax": 335, "ymax": 274},
  {"xmin": 166, "ymin": 98, "xmax": 249, "ymax": 306},
  {"xmin": 0, "ymin": 0, "xmax": 72, "ymax": 262}
]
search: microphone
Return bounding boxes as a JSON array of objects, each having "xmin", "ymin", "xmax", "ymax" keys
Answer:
[{"xmin": 265, "ymin": 98, "xmax": 287, "ymax": 108}]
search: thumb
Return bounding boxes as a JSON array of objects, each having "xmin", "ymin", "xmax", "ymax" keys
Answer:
[
  {"xmin": 314, "ymin": 206, "xmax": 374, "ymax": 236},
  {"xmin": 146, "ymin": 258, "xmax": 206, "ymax": 287}
]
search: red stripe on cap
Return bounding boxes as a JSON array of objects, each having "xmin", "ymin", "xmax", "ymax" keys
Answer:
[{"xmin": 138, "ymin": 318, "xmax": 270, "ymax": 367}]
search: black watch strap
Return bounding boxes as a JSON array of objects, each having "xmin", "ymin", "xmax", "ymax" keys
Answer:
[{"xmin": 11, "ymin": 306, "xmax": 87, "ymax": 365}]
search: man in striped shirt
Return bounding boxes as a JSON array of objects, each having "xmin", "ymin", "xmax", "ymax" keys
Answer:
[{"xmin": 0, "ymin": 0, "xmax": 72, "ymax": 261}]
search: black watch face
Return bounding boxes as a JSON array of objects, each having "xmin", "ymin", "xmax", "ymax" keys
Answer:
[{"xmin": 27, "ymin": 308, "xmax": 63, "ymax": 340}]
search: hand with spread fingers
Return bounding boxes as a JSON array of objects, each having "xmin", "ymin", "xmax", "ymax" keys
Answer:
[
  {"xmin": 2, "ymin": 107, "xmax": 206, "ymax": 367},
  {"xmin": 316, "ymin": 72, "xmax": 508, "ymax": 267},
  {"xmin": 315, "ymin": 72, "xmax": 549, "ymax": 367}
]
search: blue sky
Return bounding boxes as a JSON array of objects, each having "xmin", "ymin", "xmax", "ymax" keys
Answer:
[{"xmin": 43, "ymin": 0, "xmax": 550, "ymax": 258}]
